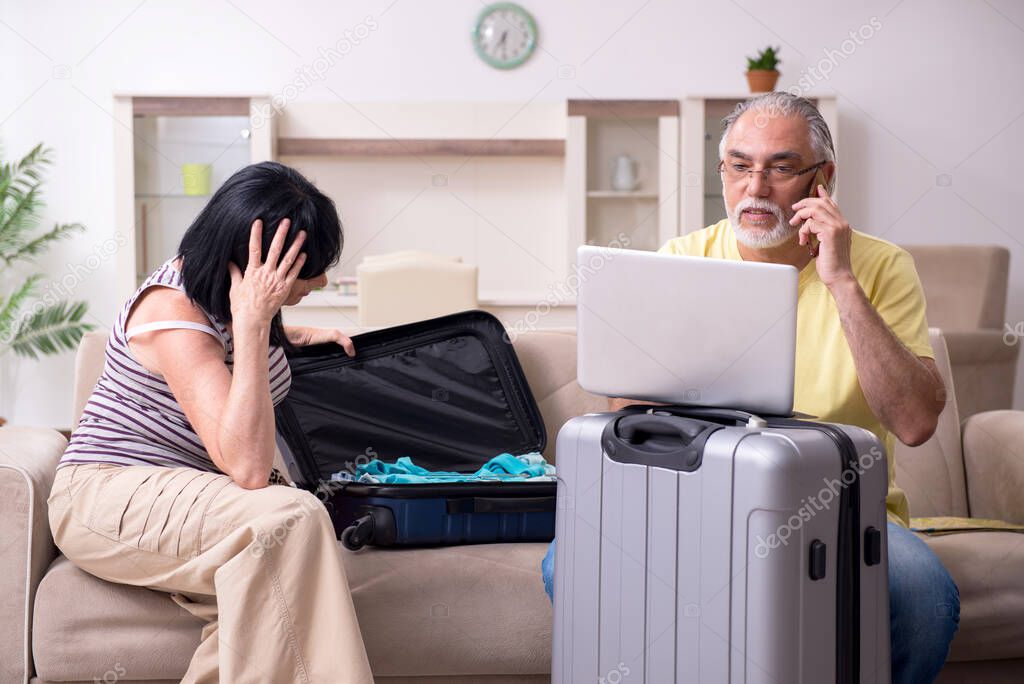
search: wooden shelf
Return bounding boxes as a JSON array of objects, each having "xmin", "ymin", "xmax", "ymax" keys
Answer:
[
  {"xmin": 568, "ymin": 99, "xmax": 679, "ymax": 118},
  {"xmin": 587, "ymin": 190, "xmax": 658, "ymax": 199},
  {"xmin": 277, "ymin": 137, "xmax": 565, "ymax": 157},
  {"xmin": 683, "ymin": 92, "xmax": 838, "ymax": 103},
  {"xmin": 132, "ymin": 97, "xmax": 251, "ymax": 117}
]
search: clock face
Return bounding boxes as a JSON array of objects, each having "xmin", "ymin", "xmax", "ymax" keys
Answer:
[{"xmin": 473, "ymin": 3, "xmax": 537, "ymax": 69}]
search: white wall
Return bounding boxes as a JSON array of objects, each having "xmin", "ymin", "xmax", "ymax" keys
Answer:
[{"xmin": 2, "ymin": 0, "xmax": 1021, "ymax": 428}]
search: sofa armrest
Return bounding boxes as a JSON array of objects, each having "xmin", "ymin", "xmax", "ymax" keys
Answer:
[
  {"xmin": 943, "ymin": 329, "xmax": 1020, "ymax": 364},
  {"xmin": 0, "ymin": 426, "xmax": 66, "ymax": 684},
  {"xmin": 962, "ymin": 410, "xmax": 1024, "ymax": 524},
  {"xmin": 943, "ymin": 330, "xmax": 1019, "ymax": 418}
]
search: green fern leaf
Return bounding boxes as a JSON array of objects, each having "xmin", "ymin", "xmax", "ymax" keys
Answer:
[
  {"xmin": 0, "ymin": 142, "xmax": 91, "ymax": 360},
  {"xmin": 0, "ymin": 143, "xmax": 52, "ymax": 259},
  {"xmin": 9, "ymin": 299, "xmax": 94, "ymax": 360},
  {"xmin": 3, "ymin": 221, "xmax": 84, "ymax": 264},
  {"xmin": 0, "ymin": 273, "xmax": 42, "ymax": 340}
]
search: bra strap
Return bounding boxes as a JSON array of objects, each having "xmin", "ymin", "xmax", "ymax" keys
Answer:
[{"xmin": 125, "ymin": 320, "xmax": 224, "ymax": 347}]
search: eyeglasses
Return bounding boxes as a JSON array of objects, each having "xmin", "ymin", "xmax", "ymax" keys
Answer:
[{"xmin": 718, "ymin": 159, "xmax": 826, "ymax": 187}]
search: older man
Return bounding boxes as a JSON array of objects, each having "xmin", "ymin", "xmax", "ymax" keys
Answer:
[{"xmin": 542, "ymin": 93, "xmax": 960, "ymax": 684}]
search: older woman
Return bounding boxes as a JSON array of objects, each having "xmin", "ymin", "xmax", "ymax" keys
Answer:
[{"xmin": 47, "ymin": 161, "xmax": 371, "ymax": 683}]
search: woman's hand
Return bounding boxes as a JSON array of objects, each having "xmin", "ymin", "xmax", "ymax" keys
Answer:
[
  {"xmin": 228, "ymin": 218, "xmax": 307, "ymax": 329},
  {"xmin": 286, "ymin": 325, "xmax": 356, "ymax": 356}
]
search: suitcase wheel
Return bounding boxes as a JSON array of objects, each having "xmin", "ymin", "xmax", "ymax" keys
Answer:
[{"xmin": 341, "ymin": 514, "xmax": 375, "ymax": 551}]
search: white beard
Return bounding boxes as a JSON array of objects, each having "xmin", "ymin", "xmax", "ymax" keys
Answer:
[{"xmin": 726, "ymin": 196, "xmax": 797, "ymax": 249}]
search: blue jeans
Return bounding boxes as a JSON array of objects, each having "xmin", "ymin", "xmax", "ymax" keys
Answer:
[{"xmin": 541, "ymin": 521, "xmax": 959, "ymax": 684}]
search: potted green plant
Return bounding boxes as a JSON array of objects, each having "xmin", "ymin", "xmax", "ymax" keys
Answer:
[
  {"xmin": 0, "ymin": 143, "xmax": 92, "ymax": 425},
  {"xmin": 746, "ymin": 46, "xmax": 781, "ymax": 93}
]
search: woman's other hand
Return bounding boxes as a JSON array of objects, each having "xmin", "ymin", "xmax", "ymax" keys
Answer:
[
  {"xmin": 228, "ymin": 218, "xmax": 307, "ymax": 328},
  {"xmin": 285, "ymin": 325, "xmax": 356, "ymax": 356}
]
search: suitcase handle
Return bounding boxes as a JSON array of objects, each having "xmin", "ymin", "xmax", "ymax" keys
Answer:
[
  {"xmin": 601, "ymin": 414, "xmax": 721, "ymax": 471},
  {"xmin": 446, "ymin": 496, "xmax": 556, "ymax": 514},
  {"xmin": 614, "ymin": 413, "xmax": 711, "ymax": 443},
  {"xmin": 624, "ymin": 404, "xmax": 761, "ymax": 425},
  {"xmin": 621, "ymin": 403, "xmax": 812, "ymax": 424},
  {"xmin": 618, "ymin": 401, "xmax": 757, "ymax": 421}
]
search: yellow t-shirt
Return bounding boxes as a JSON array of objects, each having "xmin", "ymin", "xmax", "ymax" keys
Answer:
[{"xmin": 658, "ymin": 219, "xmax": 934, "ymax": 527}]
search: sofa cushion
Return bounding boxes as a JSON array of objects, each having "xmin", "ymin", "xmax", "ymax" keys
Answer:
[
  {"xmin": 903, "ymin": 244, "xmax": 1009, "ymax": 330},
  {"xmin": 894, "ymin": 330, "xmax": 969, "ymax": 518},
  {"xmin": 924, "ymin": 531, "xmax": 1024, "ymax": 662},
  {"xmin": 0, "ymin": 427, "xmax": 67, "ymax": 684},
  {"xmin": 343, "ymin": 542, "xmax": 552, "ymax": 677},
  {"xmin": 935, "ymin": 658, "xmax": 1024, "ymax": 684},
  {"xmin": 943, "ymin": 330, "xmax": 1019, "ymax": 419},
  {"xmin": 33, "ymin": 542, "xmax": 551, "ymax": 681},
  {"xmin": 509, "ymin": 329, "xmax": 608, "ymax": 464},
  {"xmin": 32, "ymin": 556, "xmax": 204, "ymax": 681},
  {"xmin": 71, "ymin": 331, "xmax": 107, "ymax": 428}
]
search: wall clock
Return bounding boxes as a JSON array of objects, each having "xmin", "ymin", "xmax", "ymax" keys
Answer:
[{"xmin": 472, "ymin": 3, "xmax": 537, "ymax": 70}]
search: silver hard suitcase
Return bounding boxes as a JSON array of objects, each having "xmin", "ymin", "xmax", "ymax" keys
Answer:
[{"xmin": 552, "ymin": 405, "xmax": 891, "ymax": 684}]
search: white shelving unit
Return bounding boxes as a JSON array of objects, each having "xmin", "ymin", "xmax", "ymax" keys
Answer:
[
  {"xmin": 566, "ymin": 100, "xmax": 680, "ymax": 259},
  {"xmin": 112, "ymin": 95, "xmax": 276, "ymax": 303},
  {"xmin": 586, "ymin": 190, "xmax": 659, "ymax": 199},
  {"xmin": 111, "ymin": 95, "xmax": 841, "ymax": 331},
  {"xmin": 274, "ymin": 101, "xmax": 574, "ymax": 328}
]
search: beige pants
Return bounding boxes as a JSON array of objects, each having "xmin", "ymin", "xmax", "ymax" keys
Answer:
[{"xmin": 48, "ymin": 463, "xmax": 374, "ymax": 684}]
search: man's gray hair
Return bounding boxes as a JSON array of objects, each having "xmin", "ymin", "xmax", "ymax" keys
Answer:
[{"xmin": 718, "ymin": 92, "xmax": 837, "ymax": 193}]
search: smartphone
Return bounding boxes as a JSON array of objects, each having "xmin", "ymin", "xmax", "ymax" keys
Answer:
[{"xmin": 805, "ymin": 168, "xmax": 829, "ymax": 257}]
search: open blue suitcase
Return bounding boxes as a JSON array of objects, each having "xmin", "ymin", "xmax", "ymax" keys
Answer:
[{"xmin": 273, "ymin": 310, "xmax": 554, "ymax": 549}]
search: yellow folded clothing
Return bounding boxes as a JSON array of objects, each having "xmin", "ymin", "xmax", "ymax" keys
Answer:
[{"xmin": 910, "ymin": 516, "xmax": 1024, "ymax": 536}]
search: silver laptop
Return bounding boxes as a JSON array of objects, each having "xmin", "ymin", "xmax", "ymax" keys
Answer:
[{"xmin": 576, "ymin": 245, "xmax": 799, "ymax": 416}]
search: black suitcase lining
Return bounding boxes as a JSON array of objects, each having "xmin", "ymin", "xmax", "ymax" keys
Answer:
[{"xmin": 276, "ymin": 310, "xmax": 548, "ymax": 487}]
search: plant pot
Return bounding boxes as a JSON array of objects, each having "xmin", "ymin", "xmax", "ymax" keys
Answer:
[{"xmin": 746, "ymin": 69, "xmax": 780, "ymax": 93}]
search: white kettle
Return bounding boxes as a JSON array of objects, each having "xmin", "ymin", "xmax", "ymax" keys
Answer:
[{"xmin": 611, "ymin": 154, "xmax": 640, "ymax": 192}]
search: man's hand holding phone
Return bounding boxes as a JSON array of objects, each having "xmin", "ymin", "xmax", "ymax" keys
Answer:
[
  {"xmin": 800, "ymin": 168, "xmax": 828, "ymax": 258},
  {"xmin": 789, "ymin": 176, "xmax": 856, "ymax": 291}
]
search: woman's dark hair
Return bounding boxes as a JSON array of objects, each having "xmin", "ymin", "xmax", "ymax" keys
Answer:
[{"xmin": 177, "ymin": 161, "xmax": 342, "ymax": 353}]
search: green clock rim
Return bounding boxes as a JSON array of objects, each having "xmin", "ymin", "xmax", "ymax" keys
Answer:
[{"xmin": 472, "ymin": 2, "xmax": 538, "ymax": 70}]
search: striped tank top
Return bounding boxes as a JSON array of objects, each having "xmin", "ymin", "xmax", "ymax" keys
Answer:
[{"xmin": 59, "ymin": 256, "xmax": 292, "ymax": 472}]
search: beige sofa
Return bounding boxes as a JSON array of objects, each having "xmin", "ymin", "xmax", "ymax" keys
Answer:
[
  {"xmin": 905, "ymin": 245, "xmax": 1018, "ymax": 419},
  {"xmin": 2, "ymin": 327, "xmax": 1023, "ymax": 683}
]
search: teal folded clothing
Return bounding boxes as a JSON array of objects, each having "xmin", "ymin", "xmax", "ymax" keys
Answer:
[{"xmin": 329, "ymin": 452, "xmax": 554, "ymax": 484}]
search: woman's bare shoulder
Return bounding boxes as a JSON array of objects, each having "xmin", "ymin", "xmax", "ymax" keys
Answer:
[
  {"xmin": 125, "ymin": 285, "xmax": 226, "ymax": 376},
  {"xmin": 126, "ymin": 285, "xmax": 214, "ymax": 330}
]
